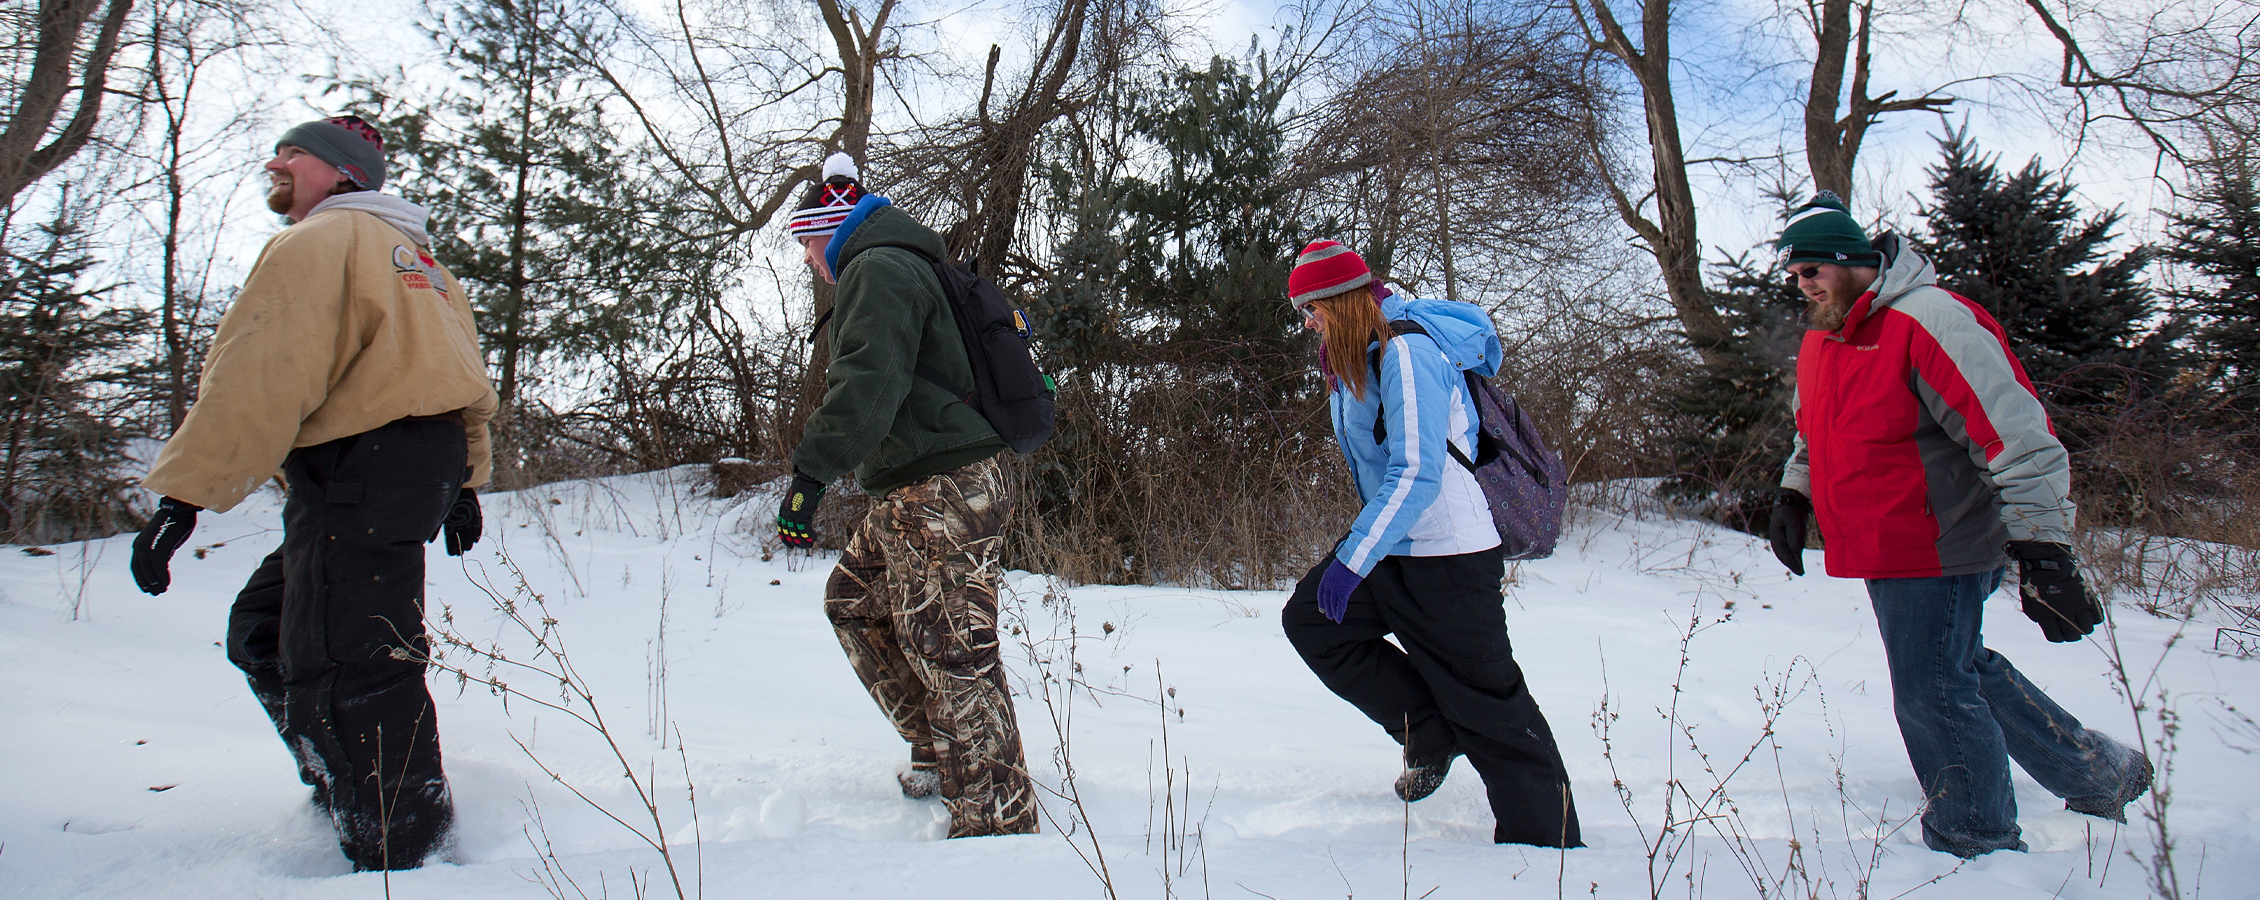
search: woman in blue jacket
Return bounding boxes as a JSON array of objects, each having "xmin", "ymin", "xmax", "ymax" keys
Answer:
[{"xmin": 1279, "ymin": 241, "xmax": 1581, "ymax": 848}]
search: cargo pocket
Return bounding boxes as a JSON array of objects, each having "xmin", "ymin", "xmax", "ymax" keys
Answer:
[
  {"xmin": 320, "ymin": 482, "xmax": 371, "ymax": 585},
  {"xmin": 891, "ymin": 507, "xmax": 1001, "ymax": 669},
  {"xmin": 900, "ymin": 590, "xmax": 999, "ymax": 669},
  {"xmin": 361, "ymin": 477, "xmax": 456, "ymax": 545}
]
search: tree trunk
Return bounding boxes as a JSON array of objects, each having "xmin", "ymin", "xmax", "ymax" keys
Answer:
[
  {"xmin": 153, "ymin": 15, "xmax": 192, "ymax": 434},
  {"xmin": 1803, "ymin": 0, "xmax": 1856, "ymax": 201},
  {"xmin": 495, "ymin": 1, "xmax": 542, "ymax": 479},
  {"xmin": 1574, "ymin": 0, "xmax": 1728, "ymax": 352},
  {"xmin": 0, "ymin": 0, "xmax": 136, "ymax": 210},
  {"xmin": 797, "ymin": 0, "xmax": 897, "ymax": 437},
  {"xmin": 1803, "ymin": 1, "xmax": 1952, "ymax": 205}
]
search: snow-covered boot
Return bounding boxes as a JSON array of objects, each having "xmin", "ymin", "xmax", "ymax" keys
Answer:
[
  {"xmin": 898, "ymin": 744, "xmax": 940, "ymax": 799},
  {"xmin": 1395, "ymin": 752, "xmax": 1458, "ymax": 802},
  {"xmin": 2066, "ymin": 751, "xmax": 2153, "ymax": 823}
]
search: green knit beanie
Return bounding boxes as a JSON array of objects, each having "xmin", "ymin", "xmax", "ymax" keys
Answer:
[{"xmin": 1774, "ymin": 191, "xmax": 1881, "ymax": 266}]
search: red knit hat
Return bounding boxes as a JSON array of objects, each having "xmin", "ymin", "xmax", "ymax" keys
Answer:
[{"xmin": 1288, "ymin": 240, "xmax": 1373, "ymax": 305}]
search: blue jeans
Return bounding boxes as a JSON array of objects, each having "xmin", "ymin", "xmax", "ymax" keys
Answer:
[{"xmin": 1868, "ymin": 568, "xmax": 2138, "ymax": 857}]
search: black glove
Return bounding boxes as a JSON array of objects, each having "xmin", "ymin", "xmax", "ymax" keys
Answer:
[
  {"xmin": 776, "ymin": 472, "xmax": 825, "ymax": 549},
  {"xmin": 2006, "ymin": 540, "xmax": 2102, "ymax": 642},
  {"xmin": 130, "ymin": 497, "xmax": 201, "ymax": 595},
  {"xmin": 1766, "ymin": 489, "xmax": 1811, "ymax": 576},
  {"xmin": 442, "ymin": 488, "xmax": 482, "ymax": 556}
]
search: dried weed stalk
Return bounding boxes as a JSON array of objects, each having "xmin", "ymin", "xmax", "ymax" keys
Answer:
[{"xmin": 412, "ymin": 546, "xmax": 701, "ymax": 900}]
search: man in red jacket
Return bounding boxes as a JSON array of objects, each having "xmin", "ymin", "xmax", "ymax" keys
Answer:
[{"xmin": 1764, "ymin": 192, "xmax": 2150, "ymax": 858}]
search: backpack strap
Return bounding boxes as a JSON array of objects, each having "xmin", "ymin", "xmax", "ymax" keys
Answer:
[
  {"xmin": 805, "ymin": 243, "xmax": 953, "ymax": 345},
  {"xmin": 806, "ymin": 244, "xmax": 982, "ymax": 403},
  {"xmin": 1367, "ymin": 320, "xmax": 1479, "ymax": 473},
  {"xmin": 895, "ymin": 246, "xmax": 977, "ymax": 400}
]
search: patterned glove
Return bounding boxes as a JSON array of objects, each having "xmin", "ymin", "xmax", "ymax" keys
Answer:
[
  {"xmin": 1316, "ymin": 559, "xmax": 1364, "ymax": 623},
  {"xmin": 442, "ymin": 488, "xmax": 482, "ymax": 556},
  {"xmin": 1766, "ymin": 489, "xmax": 1811, "ymax": 576},
  {"xmin": 131, "ymin": 497, "xmax": 200, "ymax": 595},
  {"xmin": 2007, "ymin": 540, "xmax": 2102, "ymax": 643},
  {"xmin": 776, "ymin": 472, "xmax": 826, "ymax": 549}
]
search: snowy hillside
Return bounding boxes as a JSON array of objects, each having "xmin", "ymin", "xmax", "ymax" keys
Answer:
[{"xmin": 3, "ymin": 468, "xmax": 2253, "ymax": 899}]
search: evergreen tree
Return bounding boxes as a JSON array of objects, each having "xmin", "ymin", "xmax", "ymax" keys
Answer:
[
  {"xmin": 1025, "ymin": 54, "xmax": 1341, "ymax": 584},
  {"xmin": 369, "ymin": 0, "xmax": 726, "ymax": 480},
  {"xmin": 1658, "ymin": 252, "xmax": 1804, "ymax": 531},
  {"xmin": 1914, "ymin": 127, "xmax": 2164, "ymax": 401},
  {"xmin": 0, "ymin": 194, "xmax": 152, "ymax": 543},
  {"xmin": 1111, "ymin": 55, "xmax": 1325, "ymax": 369},
  {"xmin": 2164, "ymin": 136, "xmax": 2260, "ymax": 394},
  {"xmin": 1037, "ymin": 54, "xmax": 1329, "ymax": 406}
]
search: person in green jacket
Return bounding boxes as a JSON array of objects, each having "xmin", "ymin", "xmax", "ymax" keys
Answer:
[{"xmin": 775, "ymin": 153, "xmax": 1035, "ymax": 837}]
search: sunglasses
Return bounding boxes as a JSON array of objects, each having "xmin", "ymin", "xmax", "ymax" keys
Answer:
[
  {"xmin": 1298, "ymin": 302, "xmax": 1322, "ymax": 321},
  {"xmin": 1784, "ymin": 264, "xmax": 1826, "ymax": 283}
]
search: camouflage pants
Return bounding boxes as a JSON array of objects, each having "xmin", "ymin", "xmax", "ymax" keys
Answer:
[{"xmin": 823, "ymin": 456, "xmax": 1038, "ymax": 837}]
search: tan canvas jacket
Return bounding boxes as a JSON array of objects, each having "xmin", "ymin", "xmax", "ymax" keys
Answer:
[{"xmin": 144, "ymin": 200, "xmax": 498, "ymax": 512}]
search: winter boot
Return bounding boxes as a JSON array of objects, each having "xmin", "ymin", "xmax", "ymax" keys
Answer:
[
  {"xmin": 898, "ymin": 744, "xmax": 940, "ymax": 799},
  {"xmin": 2066, "ymin": 751, "xmax": 2153, "ymax": 823},
  {"xmin": 1396, "ymin": 752, "xmax": 1459, "ymax": 802}
]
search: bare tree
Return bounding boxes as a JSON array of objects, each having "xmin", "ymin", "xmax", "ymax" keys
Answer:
[
  {"xmin": 901, "ymin": 0, "xmax": 1168, "ymax": 282},
  {"xmin": 2021, "ymin": 0, "xmax": 2260, "ymax": 162},
  {"xmin": 561, "ymin": 0, "xmax": 899, "ymax": 246},
  {"xmin": 529, "ymin": 0, "xmax": 909, "ymax": 449},
  {"xmin": 1565, "ymin": 0, "xmax": 1728, "ymax": 352},
  {"xmin": 1797, "ymin": 0, "xmax": 1952, "ymax": 202},
  {"xmin": 1294, "ymin": 0, "xmax": 1611, "ymax": 304},
  {"xmin": 0, "ymin": 0, "xmax": 137, "ymax": 211},
  {"xmin": 127, "ymin": 0, "xmax": 269, "ymax": 433}
]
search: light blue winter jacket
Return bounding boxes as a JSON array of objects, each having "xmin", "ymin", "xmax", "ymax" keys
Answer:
[{"xmin": 1330, "ymin": 293, "xmax": 1505, "ymax": 576}]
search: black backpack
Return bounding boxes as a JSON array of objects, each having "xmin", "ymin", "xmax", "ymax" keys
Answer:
[
  {"xmin": 911, "ymin": 252, "xmax": 1056, "ymax": 454},
  {"xmin": 808, "ymin": 250, "xmax": 1057, "ymax": 454}
]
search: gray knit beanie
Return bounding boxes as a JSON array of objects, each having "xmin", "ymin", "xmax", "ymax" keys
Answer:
[
  {"xmin": 275, "ymin": 115, "xmax": 387, "ymax": 192},
  {"xmin": 1775, "ymin": 191, "xmax": 1881, "ymax": 266}
]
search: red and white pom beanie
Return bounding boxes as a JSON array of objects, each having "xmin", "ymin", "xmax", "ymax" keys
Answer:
[
  {"xmin": 787, "ymin": 152, "xmax": 863, "ymax": 241},
  {"xmin": 1288, "ymin": 240, "xmax": 1373, "ymax": 305}
]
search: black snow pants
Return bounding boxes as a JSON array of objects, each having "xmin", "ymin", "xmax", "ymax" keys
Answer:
[
  {"xmin": 1282, "ymin": 546, "xmax": 1583, "ymax": 848},
  {"xmin": 225, "ymin": 415, "xmax": 467, "ymax": 871}
]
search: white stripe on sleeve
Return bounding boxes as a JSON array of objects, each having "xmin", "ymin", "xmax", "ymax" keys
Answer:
[{"xmin": 1345, "ymin": 337, "xmax": 1422, "ymax": 571}]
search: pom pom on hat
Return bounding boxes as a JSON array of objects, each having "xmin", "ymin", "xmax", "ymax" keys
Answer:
[
  {"xmin": 275, "ymin": 115, "xmax": 388, "ymax": 191},
  {"xmin": 1775, "ymin": 190, "xmax": 1881, "ymax": 267},
  {"xmin": 789, "ymin": 151, "xmax": 865, "ymax": 241},
  {"xmin": 1288, "ymin": 240, "xmax": 1374, "ymax": 305}
]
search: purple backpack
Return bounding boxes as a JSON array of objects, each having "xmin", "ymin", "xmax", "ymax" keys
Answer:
[{"xmin": 1378, "ymin": 321, "xmax": 1567, "ymax": 560}]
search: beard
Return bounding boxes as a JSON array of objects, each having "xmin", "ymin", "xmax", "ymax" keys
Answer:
[
  {"xmin": 266, "ymin": 181, "xmax": 294, "ymax": 215},
  {"xmin": 1805, "ymin": 294, "xmax": 1852, "ymax": 332}
]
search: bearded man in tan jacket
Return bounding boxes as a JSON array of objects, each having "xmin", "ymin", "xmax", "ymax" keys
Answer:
[{"xmin": 130, "ymin": 115, "xmax": 499, "ymax": 872}]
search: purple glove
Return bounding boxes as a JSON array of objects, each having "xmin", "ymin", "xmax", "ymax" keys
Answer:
[{"xmin": 1317, "ymin": 559, "xmax": 1363, "ymax": 623}]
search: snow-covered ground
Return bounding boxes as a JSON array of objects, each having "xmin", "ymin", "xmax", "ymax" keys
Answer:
[{"xmin": 3, "ymin": 469, "xmax": 2254, "ymax": 899}]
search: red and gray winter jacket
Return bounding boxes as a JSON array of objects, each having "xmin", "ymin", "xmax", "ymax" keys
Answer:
[{"xmin": 1781, "ymin": 234, "xmax": 2076, "ymax": 579}]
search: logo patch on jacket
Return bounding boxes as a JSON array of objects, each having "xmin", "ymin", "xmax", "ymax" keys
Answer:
[{"xmin": 392, "ymin": 245, "xmax": 448, "ymax": 298}]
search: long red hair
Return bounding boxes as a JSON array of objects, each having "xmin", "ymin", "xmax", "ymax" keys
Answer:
[{"xmin": 1316, "ymin": 286, "xmax": 1391, "ymax": 400}]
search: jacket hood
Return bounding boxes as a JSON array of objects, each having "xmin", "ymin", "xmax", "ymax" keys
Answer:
[
  {"xmin": 1838, "ymin": 232, "xmax": 1939, "ymax": 334},
  {"xmin": 828, "ymin": 196, "xmax": 946, "ymax": 273},
  {"xmin": 308, "ymin": 192, "xmax": 432, "ymax": 246},
  {"xmin": 1381, "ymin": 293, "xmax": 1503, "ymax": 378},
  {"xmin": 1865, "ymin": 232, "xmax": 1939, "ymax": 308}
]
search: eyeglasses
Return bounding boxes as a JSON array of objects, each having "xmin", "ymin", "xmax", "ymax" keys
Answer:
[
  {"xmin": 1785, "ymin": 264, "xmax": 1825, "ymax": 283},
  {"xmin": 1298, "ymin": 302, "xmax": 1322, "ymax": 322}
]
